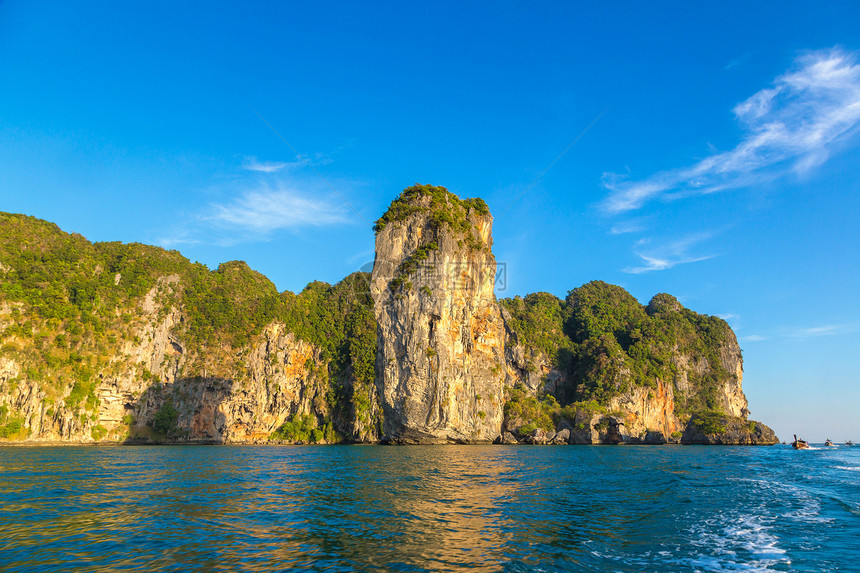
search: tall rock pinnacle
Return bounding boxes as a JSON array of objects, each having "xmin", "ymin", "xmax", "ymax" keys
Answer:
[{"xmin": 370, "ymin": 185, "xmax": 508, "ymax": 443}]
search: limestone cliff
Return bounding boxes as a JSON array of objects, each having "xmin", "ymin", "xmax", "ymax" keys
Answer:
[
  {"xmin": 0, "ymin": 279, "xmax": 346, "ymax": 444},
  {"xmin": 499, "ymin": 286, "xmax": 776, "ymax": 445},
  {"xmin": 0, "ymin": 195, "xmax": 776, "ymax": 446},
  {"xmin": 0, "ymin": 212, "xmax": 379, "ymax": 444},
  {"xmin": 371, "ymin": 185, "xmax": 507, "ymax": 443}
]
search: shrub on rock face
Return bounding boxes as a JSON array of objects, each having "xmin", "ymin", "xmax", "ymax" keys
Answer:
[
  {"xmin": 503, "ymin": 384, "xmax": 558, "ymax": 437},
  {"xmin": 152, "ymin": 400, "xmax": 178, "ymax": 436},
  {"xmin": 688, "ymin": 410, "xmax": 727, "ymax": 435},
  {"xmin": 0, "ymin": 411, "xmax": 26, "ymax": 439}
]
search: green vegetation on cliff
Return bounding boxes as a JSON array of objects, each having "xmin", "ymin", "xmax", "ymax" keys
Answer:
[
  {"xmin": 687, "ymin": 410, "xmax": 727, "ymax": 435},
  {"xmin": 0, "ymin": 405, "xmax": 27, "ymax": 439},
  {"xmin": 0, "ymin": 213, "xmax": 286, "ymax": 358},
  {"xmin": 388, "ymin": 241, "xmax": 438, "ymax": 292},
  {"xmin": 373, "ymin": 184, "xmax": 489, "ymax": 250},
  {"xmin": 278, "ymin": 273, "xmax": 379, "ymax": 437},
  {"xmin": 270, "ymin": 413, "xmax": 339, "ymax": 443},
  {"xmin": 0, "ymin": 198, "xmax": 750, "ymax": 444},
  {"xmin": 500, "ymin": 280, "xmax": 735, "ymax": 412},
  {"xmin": 503, "ymin": 384, "xmax": 558, "ymax": 435},
  {"xmin": 182, "ymin": 260, "xmax": 284, "ymax": 349},
  {"xmin": 500, "ymin": 292, "xmax": 574, "ymax": 370},
  {"xmin": 0, "ymin": 211, "xmax": 379, "ymax": 442}
]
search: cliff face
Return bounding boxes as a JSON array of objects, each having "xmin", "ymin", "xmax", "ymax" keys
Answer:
[
  {"xmin": 0, "ymin": 193, "xmax": 776, "ymax": 446},
  {"xmin": 125, "ymin": 323, "xmax": 335, "ymax": 444},
  {"xmin": 1, "ymin": 280, "xmax": 339, "ymax": 444},
  {"xmin": 371, "ymin": 186, "xmax": 507, "ymax": 443},
  {"xmin": 600, "ymin": 328, "xmax": 748, "ymax": 442},
  {"xmin": 0, "ymin": 212, "xmax": 379, "ymax": 444},
  {"xmin": 499, "ymin": 286, "xmax": 775, "ymax": 445}
]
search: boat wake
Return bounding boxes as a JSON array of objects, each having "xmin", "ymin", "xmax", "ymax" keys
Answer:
[
  {"xmin": 835, "ymin": 465, "xmax": 860, "ymax": 472},
  {"xmin": 682, "ymin": 513, "xmax": 790, "ymax": 572}
]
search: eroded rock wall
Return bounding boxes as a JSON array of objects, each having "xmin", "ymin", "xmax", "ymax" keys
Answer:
[
  {"xmin": 371, "ymin": 192, "xmax": 508, "ymax": 443},
  {"xmin": 0, "ymin": 279, "xmax": 343, "ymax": 444}
]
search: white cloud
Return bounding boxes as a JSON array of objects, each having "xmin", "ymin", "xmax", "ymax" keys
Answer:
[
  {"xmin": 610, "ymin": 219, "xmax": 649, "ymax": 235},
  {"xmin": 717, "ymin": 313, "xmax": 739, "ymax": 321},
  {"xmin": 157, "ymin": 179, "xmax": 351, "ymax": 248},
  {"xmin": 206, "ymin": 182, "xmax": 348, "ymax": 234},
  {"xmin": 243, "ymin": 158, "xmax": 293, "ymax": 173},
  {"xmin": 156, "ymin": 231, "xmax": 200, "ymax": 249},
  {"xmin": 242, "ymin": 153, "xmax": 332, "ymax": 173},
  {"xmin": 603, "ymin": 48, "xmax": 860, "ymax": 213},
  {"xmin": 623, "ymin": 232, "xmax": 715, "ymax": 274},
  {"xmin": 736, "ymin": 322, "xmax": 860, "ymax": 343},
  {"xmin": 724, "ymin": 53, "xmax": 751, "ymax": 71},
  {"xmin": 783, "ymin": 324, "xmax": 855, "ymax": 338}
]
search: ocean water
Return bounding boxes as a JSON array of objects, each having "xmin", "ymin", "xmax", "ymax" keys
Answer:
[{"xmin": 0, "ymin": 444, "xmax": 858, "ymax": 572}]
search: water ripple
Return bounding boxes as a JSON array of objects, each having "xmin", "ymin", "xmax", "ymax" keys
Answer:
[{"xmin": 1, "ymin": 444, "xmax": 859, "ymax": 571}]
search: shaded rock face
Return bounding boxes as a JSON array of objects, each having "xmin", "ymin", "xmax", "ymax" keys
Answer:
[
  {"xmin": 153, "ymin": 325, "xmax": 334, "ymax": 444},
  {"xmin": 670, "ymin": 332, "xmax": 749, "ymax": 420},
  {"xmin": 682, "ymin": 412, "xmax": 778, "ymax": 445},
  {"xmin": 371, "ymin": 190, "xmax": 507, "ymax": 443}
]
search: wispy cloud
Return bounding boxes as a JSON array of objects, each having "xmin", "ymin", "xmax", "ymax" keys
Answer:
[
  {"xmin": 206, "ymin": 182, "xmax": 348, "ymax": 234},
  {"xmin": 158, "ymin": 178, "xmax": 351, "ymax": 248},
  {"xmin": 610, "ymin": 218, "xmax": 649, "ymax": 235},
  {"xmin": 623, "ymin": 232, "xmax": 715, "ymax": 274},
  {"xmin": 724, "ymin": 53, "xmax": 751, "ymax": 71},
  {"xmin": 783, "ymin": 323, "xmax": 859, "ymax": 338},
  {"xmin": 242, "ymin": 158, "xmax": 294, "ymax": 173},
  {"xmin": 242, "ymin": 153, "xmax": 332, "ymax": 174},
  {"xmin": 717, "ymin": 312, "xmax": 744, "ymax": 334},
  {"xmin": 739, "ymin": 322, "xmax": 860, "ymax": 343},
  {"xmin": 603, "ymin": 48, "xmax": 860, "ymax": 213}
]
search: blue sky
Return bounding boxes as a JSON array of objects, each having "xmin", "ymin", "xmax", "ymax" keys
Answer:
[{"xmin": 1, "ymin": 1, "xmax": 858, "ymax": 442}]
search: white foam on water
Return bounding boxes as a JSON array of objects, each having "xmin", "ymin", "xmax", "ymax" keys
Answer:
[
  {"xmin": 774, "ymin": 482, "xmax": 830, "ymax": 523},
  {"xmin": 783, "ymin": 499, "xmax": 830, "ymax": 523},
  {"xmin": 584, "ymin": 514, "xmax": 793, "ymax": 572},
  {"xmin": 734, "ymin": 476, "xmax": 833, "ymax": 524},
  {"xmin": 683, "ymin": 512, "xmax": 791, "ymax": 572},
  {"xmin": 724, "ymin": 516, "xmax": 787, "ymax": 557},
  {"xmin": 835, "ymin": 465, "xmax": 860, "ymax": 472}
]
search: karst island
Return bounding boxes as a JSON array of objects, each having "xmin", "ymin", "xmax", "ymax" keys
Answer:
[{"xmin": 0, "ymin": 185, "xmax": 777, "ymax": 446}]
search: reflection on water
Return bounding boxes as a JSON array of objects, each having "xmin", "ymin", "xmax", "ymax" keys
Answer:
[
  {"xmin": 0, "ymin": 447, "xmax": 525, "ymax": 571},
  {"xmin": 1, "ymin": 444, "xmax": 858, "ymax": 571}
]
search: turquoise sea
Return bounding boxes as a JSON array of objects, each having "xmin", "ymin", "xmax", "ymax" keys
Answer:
[{"xmin": 1, "ymin": 444, "xmax": 858, "ymax": 572}]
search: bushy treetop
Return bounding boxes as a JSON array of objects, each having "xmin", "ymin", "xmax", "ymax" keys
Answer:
[{"xmin": 372, "ymin": 184, "xmax": 490, "ymax": 236}]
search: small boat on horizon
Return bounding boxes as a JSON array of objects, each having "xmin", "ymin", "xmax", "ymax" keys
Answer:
[
  {"xmin": 792, "ymin": 435, "xmax": 810, "ymax": 450},
  {"xmin": 825, "ymin": 439, "xmax": 835, "ymax": 447},
  {"xmin": 847, "ymin": 440, "xmax": 855, "ymax": 446}
]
